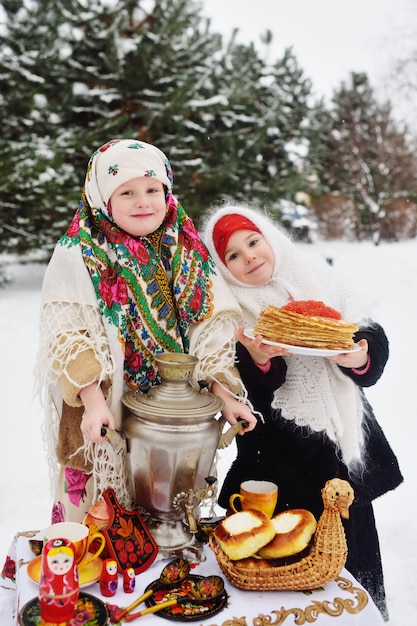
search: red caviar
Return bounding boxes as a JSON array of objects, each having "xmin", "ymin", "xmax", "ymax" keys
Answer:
[{"xmin": 283, "ymin": 300, "xmax": 341, "ymax": 319}]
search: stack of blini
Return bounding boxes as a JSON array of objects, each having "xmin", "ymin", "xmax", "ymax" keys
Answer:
[{"xmin": 254, "ymin": 300, "xmax": 358, "ymax": 351}]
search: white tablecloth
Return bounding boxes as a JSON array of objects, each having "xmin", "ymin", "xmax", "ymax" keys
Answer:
[{"xmin": 1, "ymin": 529, "xmax": 385, "ymax": 625}]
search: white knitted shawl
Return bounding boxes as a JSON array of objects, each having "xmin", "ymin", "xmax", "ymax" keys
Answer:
[{"xmin": 203, "ymin": 205, "xmax": 366, "ymax": 468}]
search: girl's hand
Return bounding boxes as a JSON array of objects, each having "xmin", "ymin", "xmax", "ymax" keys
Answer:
[
  {"xmin": 326, "ymin": 338, "xmax": 369, "ymax": 369},
  {"xmin": 235, "ymin": 325, "xmax": 291, "ymax": 365},
  {"xmin": 211, "ymin": 381, "xmax": 258, "ymax": 433},
  {"xmin": 221, "ymin": 397, "xmax": 258, "ymax": 434},
  {"xmin": 79, "ymin": 382, "xmax": 116, "ymax": 443}
]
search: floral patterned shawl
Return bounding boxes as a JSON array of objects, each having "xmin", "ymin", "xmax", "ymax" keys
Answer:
[{"xmin": 60, "ymin": 139, "xmax": 220, "ymax": 389}]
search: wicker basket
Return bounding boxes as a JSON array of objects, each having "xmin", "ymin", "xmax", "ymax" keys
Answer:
[{"xmin": 208, "ymin": 478, "xmax": 352, "ymax": 591}]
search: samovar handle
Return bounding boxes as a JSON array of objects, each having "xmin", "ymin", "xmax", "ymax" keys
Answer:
[
  {"xmin": 100, "ymin": 427, "xmax": 127, "ymax": 455},
  {"xmin": 217, "ymin": 418, "xmax": 249, "ymax": 449}
]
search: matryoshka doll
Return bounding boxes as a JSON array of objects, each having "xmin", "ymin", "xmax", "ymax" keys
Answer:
[
  {"xmin": 123, "ymin": 567, "xmax": 136, "ymax": 593},
  {"xmin": 100, "ymin": 558, "xmax": 118, "ymax": 597},
  {"xmin": 39, "ymin": 538, "xmax": 79, "ymax": 623}
]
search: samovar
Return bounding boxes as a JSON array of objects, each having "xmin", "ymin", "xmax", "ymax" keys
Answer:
[{"xmin": 123, "ymin": 352, "xmax": 233, "ymax": 559}]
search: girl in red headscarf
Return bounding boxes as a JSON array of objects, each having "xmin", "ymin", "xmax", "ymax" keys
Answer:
[{"xmin": 203, "ymin": 204, "xmax": 402, "ymax": 621}]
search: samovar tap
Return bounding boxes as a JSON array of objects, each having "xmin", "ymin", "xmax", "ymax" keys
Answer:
[{"xmin": 173, "ymin": 476, "xmax": 218, "ymax": 533}]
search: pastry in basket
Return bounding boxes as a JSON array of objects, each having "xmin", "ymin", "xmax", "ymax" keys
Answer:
[
  {"xmin": 257, "ymin": 509, "xmax": 317, "ymax": 559},
  {"xmin": 209, "ymin": 478, "xmax": 354, "ymax": 591},
  {"xmin": 212, "ymin": 509, "xmax": 275, "ymax": 560},
  {"xmin": 231, "ymin": 556, "xmax": 271, "ymax": 569},
  {"xmin": 254, "ymin": 300, "xmax": 358, "ymax": 350}
]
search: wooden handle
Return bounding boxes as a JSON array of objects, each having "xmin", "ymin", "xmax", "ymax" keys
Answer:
[
  {"xmin": 124, "ymin": 599, "xmax": 178, "ymax": 621},
  {"xmin": 116, "ymin": 589, "xmax": 154, "ymax": 621}
]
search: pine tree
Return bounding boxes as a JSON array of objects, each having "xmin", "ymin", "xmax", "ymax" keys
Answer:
[
  {"xmin": 0, "ymin": 0, "xmax": 313, "ymax": 254},
  {"xmin": 252, "ymin": 45, "xmax": 312, "ymax": 208},
  {"xmin": 0, "ymin": 0, "xmax": 118, "ymax": 256},
  {"xmin": 0, "ymin": 0, "xmax": 226, "ymax": 253},
  {"xmin": 106, "ymin": 0, "xmax": 225, "ymax": 213},
  {"xmin": 307, "ymin": 72, "xmax": 417, "ymax": 240},
  {"xmin": 187, "ymin": 36, "xmax": 312, "ymax": 223}
]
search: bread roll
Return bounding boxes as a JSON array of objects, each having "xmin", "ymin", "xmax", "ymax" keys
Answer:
[
  {"xmin": 258, "ymin": 509, "xmax": 317, "ymax": 559},
  {"xmin": 213, "ymin": 510, "xmax": 275, "ymax": 560}
]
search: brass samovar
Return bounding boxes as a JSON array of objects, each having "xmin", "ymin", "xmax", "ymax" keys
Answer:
[{"xmin": 123, "ymin": 353, "xmax": 235, "ymax": 559}]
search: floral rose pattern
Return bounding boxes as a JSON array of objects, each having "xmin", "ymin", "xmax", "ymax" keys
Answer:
[
  {"xmin": 64, "ymin": 467, "xmax": 91, "ymax": 507},
  {"xmin": 98, "ymin": 267, "xmax": 129, "ymax": 309}
]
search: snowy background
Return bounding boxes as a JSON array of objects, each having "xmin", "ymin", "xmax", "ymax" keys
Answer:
[{"xmin": 1, "ymin": 237, "xmax": 415, "ymax": 624}]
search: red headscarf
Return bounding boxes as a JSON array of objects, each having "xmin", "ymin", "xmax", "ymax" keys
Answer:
[{"xmin": 212, "ymin": 214, "xmax": 261, "ymax": 263}]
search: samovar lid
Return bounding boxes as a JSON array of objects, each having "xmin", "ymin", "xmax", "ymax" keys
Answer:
[{"xmin": 122, "ymin": 353, "xmax": 224, "ymax": 419}]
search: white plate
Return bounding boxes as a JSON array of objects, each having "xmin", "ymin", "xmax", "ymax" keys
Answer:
[{"xmin": 243, "ymin": 329, "xmax": 361, "ymax": 357}]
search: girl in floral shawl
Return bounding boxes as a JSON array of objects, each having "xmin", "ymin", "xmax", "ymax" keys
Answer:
[{"xmin": 36, "ymin": 139, "xmax": 255, "ymax": 523}]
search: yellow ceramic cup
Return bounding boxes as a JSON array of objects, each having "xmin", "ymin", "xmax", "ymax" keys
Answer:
[
  {"xmin": 229, "ymin": 479, "xmax": 278, "ymax": 519},
  {"xmin": 44, "ymin": 522, "xmax": 106, "ymax": 568}
]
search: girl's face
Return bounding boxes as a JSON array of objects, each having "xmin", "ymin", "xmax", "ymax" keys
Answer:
[
  {"xmin": 223, "ymin": 229, "xmax": 274, "ymax": 285},
  {"xmin": 109, "ymin": 176, "xmax": 166, "ymax": 237}
]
